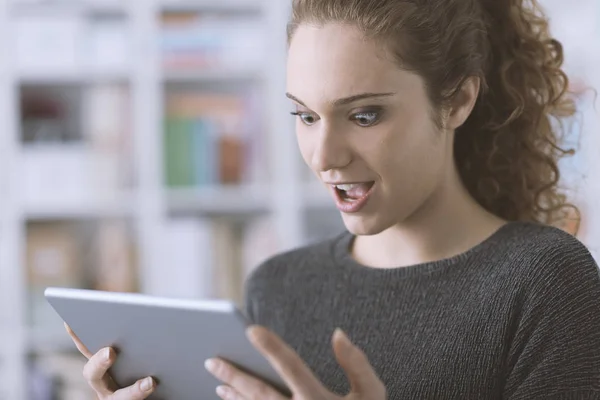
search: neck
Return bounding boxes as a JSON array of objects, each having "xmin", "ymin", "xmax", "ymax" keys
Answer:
[{"xmin": 352, "ymin": 166, "xmax": 506, "ymax": 268}]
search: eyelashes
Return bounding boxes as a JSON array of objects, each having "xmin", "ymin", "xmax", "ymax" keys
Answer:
[
  {"xmin": 290, "ymin": 111, "xmax": 318, "ymax": 125},
  {"xmin": 290, "ymin": 108, "xmax": 384, "ymax": 127},
  {"xmin": 351, "ymin": 111, "xmax": 380, "ymax": 127}
]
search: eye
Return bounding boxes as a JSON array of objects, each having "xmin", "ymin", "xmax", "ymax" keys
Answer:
[
  {"xmin": 351, "ymin": 111, "xmax": 381, "ymax": 127},
  {"xmin": 291, "ymin": 111, "xmax": 319, "ymax": 126}
]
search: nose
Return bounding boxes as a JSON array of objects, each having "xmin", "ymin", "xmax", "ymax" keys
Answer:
[{"xmin": 310, "ymin": 123, "xmax": 352, "ymax": 172}]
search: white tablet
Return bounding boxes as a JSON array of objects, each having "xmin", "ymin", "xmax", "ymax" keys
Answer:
[{"xmin": 44, "ymin": 287, "xmax": 289, "ymax": 400}]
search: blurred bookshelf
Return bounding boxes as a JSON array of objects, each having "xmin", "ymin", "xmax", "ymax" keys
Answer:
[{"xmin": 0, "ymin": 0, "xmax": 317, "ymax": 398}]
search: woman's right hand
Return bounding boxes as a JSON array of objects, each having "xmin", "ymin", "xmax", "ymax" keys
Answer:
[{"xmin": 65, "ymin": 323, "xmax": 157, "ymax": 399}]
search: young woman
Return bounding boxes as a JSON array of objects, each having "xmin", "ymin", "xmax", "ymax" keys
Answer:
[{"xmin": 68, "ymin": 0, "xmax": 600, "ymax": 398}]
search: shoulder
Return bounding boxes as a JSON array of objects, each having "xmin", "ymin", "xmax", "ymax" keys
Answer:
[
  {"xmin": 245, "ymin": 231, "xmax": 348, "ymax": 290},
  {"xmin": 505, "ymin": 221, "xmax": 597, "ymax": 268},
  {"xmin": 499, "ymin": 221, "xmax": 599, "ymax": 297}
]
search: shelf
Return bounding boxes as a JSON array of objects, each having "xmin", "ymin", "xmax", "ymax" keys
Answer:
[
  {"xmin": 18, "ymin": 68, "xmax": 132, "ymax": 85},
  {"xmin": 11, "ymin": 1, "xmax": 129, "ymax": 16},
  {"xmin": 82, "ymin": 1, "xmax": 129, "ymax": 14},
  {"xmin": 167, "ymin": 185, "xmax": 270, "ymax": 216},
  {"xmin": 160, "ymin": 0, "xmax": 263, "ymax": 13},
  {"xmin": 163, "ymin": 68, "xmax": 263, "ymax": 84},
  {"xmin": 23, "ymin": 196, "xmax": 135, "ymax": 220}
]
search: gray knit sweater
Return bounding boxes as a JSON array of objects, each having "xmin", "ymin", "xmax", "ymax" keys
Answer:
[{"xmin": 244, "ymin": 222, "xmax": 600, "ymax": 399}]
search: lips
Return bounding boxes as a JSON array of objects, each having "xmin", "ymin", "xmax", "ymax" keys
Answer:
[{"xmin": 330, "ymin": 181, "xmax": 375, "ymax": 213}]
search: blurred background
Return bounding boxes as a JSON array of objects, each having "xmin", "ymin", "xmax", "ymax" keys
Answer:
[{"xmin": 0, "ymin": 0, "xmax": 597, "ymax": 399}]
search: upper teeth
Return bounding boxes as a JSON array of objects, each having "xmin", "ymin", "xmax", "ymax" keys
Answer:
[{"xmin": 335, "ymin": 184, "xmax": 360, "ymax": 191}]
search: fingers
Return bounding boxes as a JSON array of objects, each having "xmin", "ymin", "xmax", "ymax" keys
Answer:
[
  {"xmin": 331, "ymin": 329, "xmax": 386, "ymax": 398},
  {"xmin": 65, "ymin": 322, "xmax": 93, "ymax": 359},
  {"xmin": 246, "ymin": 325, "xmax": 327, "ymax": 398},
  {"xmin": 111, "ymin": 377, "xmax": 156, "ymax": 400},
  {"xmin": 215, "ymin": 385, "xmax": 245, "ymax": 400},
  {"xmin": 82, "ymin": 346, "xmax": 156, "ymax": 400},
  {"xmin": 205, "ymin": 358, "xmax": 286, "ymax": 400},
  {"xmin": 65, "ymin": 324, "xmax": 156, "ymax": 399},
  {"xmin": 83, "ymin": 347, "xmax": 119, "ymax": 397}
]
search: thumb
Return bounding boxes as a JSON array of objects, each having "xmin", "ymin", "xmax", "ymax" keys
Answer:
[{"xmin": 332, "ymin": 329, "xmax": 386, "ymax": 398}]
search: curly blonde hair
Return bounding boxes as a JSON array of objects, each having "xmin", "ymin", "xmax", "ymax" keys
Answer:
[{"xmin": 288, "ymin": 0, "xmax": 579, "ymax": 231}]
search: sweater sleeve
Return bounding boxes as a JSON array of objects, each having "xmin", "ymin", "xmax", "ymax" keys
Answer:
[
  {"xmin": 243, "ymin": 260, "xmax": 269, "ymax": 324},
  {"xmin": 503, "ymin": 242, "xmax": 600, "ymax": 399},
  {"xmin": 243, "ymin": 273, "xmax": 259, "ymax": 324}
]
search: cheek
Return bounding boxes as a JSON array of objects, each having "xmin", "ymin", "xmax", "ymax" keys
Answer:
[
  {"xmin": 296, "ymin": 129, "xmax": 313, "ymax": 166},
  {"xmin": 360, "ymin": 125, "xmax": 415, "ymax": 170},
  {"xmin": 374, "ymin": 118, "xmax": 445, "ymax": 187}
]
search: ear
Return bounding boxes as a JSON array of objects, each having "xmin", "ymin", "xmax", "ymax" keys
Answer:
[{"xmin": 445, "ymin": 76, "xmax": 480, "ymax": 131}]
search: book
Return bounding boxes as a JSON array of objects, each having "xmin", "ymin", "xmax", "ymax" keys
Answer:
[
  {"xmin": 191, "ymin": 119, "xmax": 217, "ymax": 186},
  {"xmin": 164, "ymin": 92, "xmax": 256, "ymax": 187},
  {"xmin": 93, "ymin": 219, "xmax": 138, "ymax": 293},
  {"xmin": 26, "ymin": 222, "xmax": 83, "ymax": 328},
  {"xmin": 164, "ymin": 116, "xmax": 195, "ymax": 187},
  {"xmin": 212, "ymin": 218, "xmax": 244, "ymax": 305}
]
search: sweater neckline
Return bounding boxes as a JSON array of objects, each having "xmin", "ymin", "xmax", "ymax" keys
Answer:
[{"xmin": 332, "ymin": 221, "xmax": 526, "ymax": 278}]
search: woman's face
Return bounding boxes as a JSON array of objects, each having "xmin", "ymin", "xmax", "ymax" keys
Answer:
[{"xmin": 287, "ymin": 23, "xmax": 454, "ymax": 235}]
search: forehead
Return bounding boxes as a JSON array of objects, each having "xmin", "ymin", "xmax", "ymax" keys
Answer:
[{"xmin": 286, "ymin": 23, "xmax": 404, "ymax": 104}]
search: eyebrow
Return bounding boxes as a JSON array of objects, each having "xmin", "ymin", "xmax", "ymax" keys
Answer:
[{"xmin": 286, "ymin": 92, "xmax": 396, "ymax": 108}]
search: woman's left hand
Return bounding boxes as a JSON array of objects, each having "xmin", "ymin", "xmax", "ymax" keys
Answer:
[{"xmin": 205, "ymin": 326, "xmax": 386, "ymax": 400}]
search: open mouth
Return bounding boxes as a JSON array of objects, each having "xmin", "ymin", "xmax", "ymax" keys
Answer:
[{"xmin": 334, "ymin": 181, "xmax": 375, "ymax": 201}]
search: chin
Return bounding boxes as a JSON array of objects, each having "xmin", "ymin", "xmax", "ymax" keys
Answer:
[{"xmin": 340, "ymin": 213, "xmax": 389, "ymax": 236}]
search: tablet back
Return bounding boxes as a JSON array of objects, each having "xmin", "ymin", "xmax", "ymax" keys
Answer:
[{"xmin": 45, "ymin": 287, "xmax": 288, "ymax": 400}]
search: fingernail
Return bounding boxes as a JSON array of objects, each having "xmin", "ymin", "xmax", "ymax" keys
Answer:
[
  {"xmin": 140, "ymin": 376, "xmax": 154, "ymax": 392},
  {"xmin": 103, "ymin": 348, "xmax": 111, "ymax": 362},
  {"xmin": 246, "ymin": 325, "xmax": 263, "ymax": 345},
  {"xmin": 216, "ymin": 385, "xmax": 227, "ymax": 397},
  {"xmin": 204, "ymin": 358, "xmax": 217, "ymax": 372},
  {"xmin": 246, "ymin": 326, "xmax": 257, "ymax": 341},
  {"xmin": 334, "ymin": 328, "xmax": 352, "ymax": 351}
]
